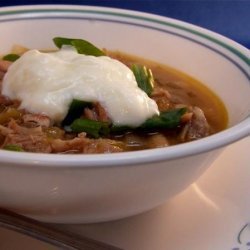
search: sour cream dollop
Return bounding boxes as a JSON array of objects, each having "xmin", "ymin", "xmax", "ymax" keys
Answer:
[{"xmin": 2, "ymin": 47, "xmax": 159, "ymax": 126}]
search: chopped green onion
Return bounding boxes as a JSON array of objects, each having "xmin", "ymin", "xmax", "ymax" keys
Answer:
[
  {"xmin": 70, "ymin": 108, "xmax": 186, "ymax": 137},
  {"xmin": 2, "ymin": 54, "xmax": 20, "ymax": 62},
  {"xmin": 112, "ymin": 108, "xmax": 187, "ymax": 134},
  {"xmin": 62, "ymin": 99, "xmax": 92, "ymax": 126},
  {"xmin": 141, "ymin": 108, "xmax": 187, "ymax": 130},
  {"xmin": 53, "ymin": 37, "xmax": 74, "ymax": 47},
  {"xmin": 3, "ymin": 144, "xmax": 24, "ymax": 152},
  {"xmin": 53, "ymin": 37, "xmax": 105, "ymax": 56},
  {"xmin": 70, "ymin": 119, "xmax": 110, "ymax": 138},
  {"xmin": 110, "ymin": 125, "xmax": 132, "ymax": 134},
  {"xmin": 131, "ymin": 64, "xmax": 154, "ymax": 96}
]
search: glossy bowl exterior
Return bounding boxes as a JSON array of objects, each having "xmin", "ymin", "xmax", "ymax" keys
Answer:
[{"xmin": 0, "ymin": 5, "xmax": 249, "ymax": 223}]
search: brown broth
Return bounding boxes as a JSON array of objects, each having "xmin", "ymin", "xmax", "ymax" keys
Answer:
[{"xmin": 108, "ymin": 51, "xmax": 228, "ymax": 149}]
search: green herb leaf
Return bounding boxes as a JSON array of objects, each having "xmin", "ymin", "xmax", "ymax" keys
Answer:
[
  {"xmin": 53, "ymin": 37, "xmax": 73, "ymax": 48},
  {"xmin": 3, "ymin": 144, "xmax": 24, "ymax": 152},
  {"xmin": 62, "ymin": 99, "xmax": 92, "ymax": 126},
  {"xmin": 110, "ymin": 125, "xmax": 132, "ymax": 134},
  {"xmin": 2, "ymin": 54, "xmax": 20, "ymax": 62},
  {"xmin": 53, "ymin": 37, "xmax": 105, "ymax": 56},
  {"xmin": 141, "ymin": 108, "xmax": 187, "ymax": 130},
  {"xmin": 112, "ymin": 108, "xmax": 186, "ymax": 134},
  {"xmin": 70, "ymin": 108, "xmax": 186, "ymax": 137},
  {"xmin": 70, "ymin": 119, "xmax": 110, "ymax": 138},
  {"xmin": 131, "ymin": 64, "xmax": 154, "ymax": 96}
]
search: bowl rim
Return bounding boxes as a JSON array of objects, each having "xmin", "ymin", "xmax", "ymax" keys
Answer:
[{"xmin": 0, "ymin": 4, "xmax": 249, "ymax": 168}]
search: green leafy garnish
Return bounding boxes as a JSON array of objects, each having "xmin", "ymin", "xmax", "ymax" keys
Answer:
[
  {"xmin": 3, "ymin": 144, "xmax": 24, "ymax": 152},
  {"xmin": 69, "ymin": 108, "xmax": 186, "ymax": 137},
  {"xmin": 2, "ymin": 53, "xmax": 20, "ymax": 62},
  {"xmin": 111, "ymin": 108, "xmax": 186, "ymax": 134},
  {"xmin": 53, "ymin": 37, "xmax": 105, "ymax": 56},
  {"xmin": 62, "ymin": 99, "xmax": 92, "ymax": 126},
  {"xmin": 70, "ymin": 119, "xmax": 110, "ymax": 138},
  {"xmin": 131, "ymin": 64, "xmax": 154, "ymax": 96},
  {"xmin": 110, "ymin": 125, "xmax": 132, "ymax": 134},
  {"xmin": 141, "ymin": 108, "xmax": 187, "ymax": 130}
]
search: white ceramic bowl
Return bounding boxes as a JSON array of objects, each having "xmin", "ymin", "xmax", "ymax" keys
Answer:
[{"xmin": 0, "ymin": 5, "xmax": 249, "ymax": 223}]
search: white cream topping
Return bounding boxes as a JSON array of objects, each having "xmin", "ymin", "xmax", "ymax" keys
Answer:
[{"xmin": 2, "ymin": 47, "xmax": 159, "ymax": 126}]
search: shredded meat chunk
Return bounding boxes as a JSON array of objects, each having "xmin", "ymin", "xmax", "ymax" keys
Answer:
[
  {"xmin": 0, "ymin": 94, "xmax": 12, "ymax": 106},
  {"xmin": 2, "ymin": 120, "xmax": 52, "ymax": 153},
  {"xmin": 179, "ymin": 106, "xmax": 210, "ymax": 141},
  {"xmin": 51, "ymin": 133, "xmax": 123, "ymax": 154},
  {"xmin": 22, "ymin": 114, "xmax": 51, "ymax": 128},
  {"xmin": 83, "ymin": 102, "xmax": 110, "ymax": 122},
  {"xmin": 1, "ymin": 119, "xmax": 124, "ymax": 153},
  {"xmin": 0, "ymin": 124, "xmax": 12, "ymax": 136},
  {"xmin": 84, "ymin": 108, "xmax": 97, "ymax": 121},
  {"xmin": 51, "ymin": 137, "xmax": 88, "ymax": 153},
  {"xmin": 151, "ymin": 87, "xmax": 172, "ymax": 111},
  {"xmin": 0, "ymin": 94, "xmax": 20, "ymax": 108}
]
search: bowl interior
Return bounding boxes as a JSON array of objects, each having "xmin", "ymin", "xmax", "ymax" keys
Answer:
[{"xmin": 0, "ymin": 5, "xmax": 249, "ymax": 164}]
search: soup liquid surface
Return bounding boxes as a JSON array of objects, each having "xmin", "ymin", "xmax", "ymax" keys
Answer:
[{"xmin": 108, "ymin": 51, "xmax": 228, "ymax": 150}]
